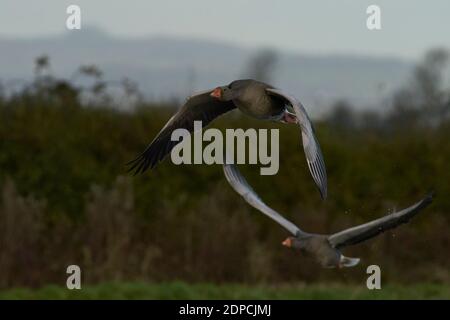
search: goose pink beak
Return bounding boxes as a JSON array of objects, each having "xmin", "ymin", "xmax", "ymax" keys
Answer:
[
  {"xmin": 282, "ymin": 238, "xmax": 292, "ymax": 247},
  {"xmin": 210, "ymin": 87, "xmax": 222, "ymax": 99}
]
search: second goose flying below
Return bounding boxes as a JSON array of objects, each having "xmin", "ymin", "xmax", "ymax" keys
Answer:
[{"xmin": 223, "ymin": 162, "xmax": 433, "ymax": 268}]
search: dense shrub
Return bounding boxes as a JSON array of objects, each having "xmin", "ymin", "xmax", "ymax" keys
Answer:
[
  {"xmin": 0, "ymin": 55, "xmax": 448, "ymax": 288},
  {"xmin": 0, "ymin": 95, "xmax": 449, "ymax": 288}
]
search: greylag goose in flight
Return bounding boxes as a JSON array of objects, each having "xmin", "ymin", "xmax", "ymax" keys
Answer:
[
  {"xmin": 128, "ymin": 79, "xmax": 327, "ymax": 199},
  {"xmin": 223, "ymin": 162, "xmax": 433, "ymax": 268}
]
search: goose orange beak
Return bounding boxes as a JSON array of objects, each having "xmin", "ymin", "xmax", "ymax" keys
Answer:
[
  {"xmin": 282, "ymin": 238, "xmax": 292, "ymax": 247},
  {"xmin": 210, "ymin": 87, "xmax": 222, "ymax": 99}
]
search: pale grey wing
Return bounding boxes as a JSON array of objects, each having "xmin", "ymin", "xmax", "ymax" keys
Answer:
[
  {"xmin": 328, "ymin": 193, "xmax": 433, "ymax": 249},
  {"xmin": 223, "ymin": 162, "xmax": 307, "ymax": 237},
  {"xmin": 266, "ymin": 88, "xmax": 327, "ymax": 200}
]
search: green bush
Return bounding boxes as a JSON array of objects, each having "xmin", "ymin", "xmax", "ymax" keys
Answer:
[{"xmin": 0, "ymin": 63, "xmax": 449, "ymax": 289}]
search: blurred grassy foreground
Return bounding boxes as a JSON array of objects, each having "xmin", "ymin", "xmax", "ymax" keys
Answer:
[{"xmin": 0, "ymin": 282, "xmax": 448, "ymax": 300}]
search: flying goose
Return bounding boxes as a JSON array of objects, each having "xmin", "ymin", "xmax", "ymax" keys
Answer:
[
  {"xmin": 128, "ymin": 79, "xmax": 327, "ymax": 199},
  {"xmin": 223, "ymin": 162, "xmax": 433, "ymax": 268}
]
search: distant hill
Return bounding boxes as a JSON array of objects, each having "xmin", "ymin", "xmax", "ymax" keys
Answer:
[{"xmin": 0, "ymin": 27, "xmax": 413, "ymax": 115}]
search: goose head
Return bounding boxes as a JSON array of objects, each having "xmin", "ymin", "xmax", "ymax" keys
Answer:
[{"xmin": 210, "ymin": 86, "xmax": 235, "ymax": 101}]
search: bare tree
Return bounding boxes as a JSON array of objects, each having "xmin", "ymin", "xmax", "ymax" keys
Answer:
[
  {"xmin": 414, "ymin": 48, "xmax": 449, "ymax": 115},
  {"xmin": 390, "ymin": 48, "xmax": 450, "ymax": 126},
  {"xmin": 243, "ymin": 49, "xmax": 278, "ymax": 83},
  {"xmin": 326, "ymin": 100, "xmax": 356, "ymax": 131}
]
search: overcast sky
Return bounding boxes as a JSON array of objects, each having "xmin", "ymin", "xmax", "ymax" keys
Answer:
[{"xmin": 1, "ymin": 0, "xmax": 449, "ymax": 60}]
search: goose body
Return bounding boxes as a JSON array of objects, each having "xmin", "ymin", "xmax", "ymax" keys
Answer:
[
  {"xmin": 228, "ymin": 80, "xmax": 285, "ymax": 119},
  {"xmin": 295, "ymin": 235, "xmax": 342, "ymax": 268}
]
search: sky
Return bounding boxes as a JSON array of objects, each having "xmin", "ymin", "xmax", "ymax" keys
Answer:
[{"xmin": 0, "ymin": 0, "xmax": 449, "ymax": 60}]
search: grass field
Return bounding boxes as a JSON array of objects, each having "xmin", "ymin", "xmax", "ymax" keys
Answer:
[{"xmin": 0, "ymin": 282, "xmax": 448, "ymax": 300}]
